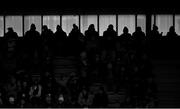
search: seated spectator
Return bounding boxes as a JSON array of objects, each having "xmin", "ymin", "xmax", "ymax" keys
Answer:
[
  {"xmin": 92, "ymin": 86, "xmax": 108, "ymax": 108},
  {"xmin": 29, "ymin": 77, "xmax": 42, "ymax": 107},
  {"xmin": 78, "ymin": 86, "xmax": 93, "ymax": 108},
  {"xmin": 43, "ymin": 93, "xmax": 56, "ymax": 107},
  {"xmin": 4, "ymin": 75, "xmax": 18, "ymax": 100},
  {"xmin": 6, "ymin": 95, "xmax": 18, "ymax": 107}
]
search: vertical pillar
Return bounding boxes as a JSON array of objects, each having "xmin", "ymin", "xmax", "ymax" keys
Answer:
[
  {"xmin": 146, "ymin": 13, "xmax": 152, "ymax": 36},
  {"xmin": 116, "ymin": 14, "xmax": 118, "ymax": 36},
  {"xmin": 3, "ymin": 15, "xmax": 6, "ymax": 36},
  {"xmin": 97, "ymin": 14, "xmax": 99, "ymax": 35}
]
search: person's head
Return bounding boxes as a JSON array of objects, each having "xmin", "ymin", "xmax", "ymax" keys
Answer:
[
  {"xmin": 73, "ymin": 24, "xmax": 78, "ymax": 30},
  {"xmin": 153, "ymin": 24, "xmax": 158, "ymax": 31},
  {"xmin": 8, "ymin": 96, "xmax": 15, "ymax": 104},
  {"xmin": 58, "ymin": 94, "xmax": 64, "ymax": 104},
  {"xmin": 108, "ymin": 24, "xmax": 114, "ymax": 30},
  {"xmin": 136, "ymin": 26, "xmax": 142, "ymax": 32},
  {"xmin": 45, "ymin": 93, "xmax": 52, "ymax": 104},
  {"xmin": 88, "ymin": 24, "xmax": 95, "ymax": 31},
  {"xmin": 30, "ymin": 24, "xmax": 36, "ymax": 31},
  {"xmin": 42, "ymin": 25, "xmax": 48, "ymax": 32},
  {"xmin": 7, "ymin": 27, "xmax": 14, "ymax": 32},
  {"xmin": 169, "ymin": 26, "xmax": 175, "ymax": 32},
  {"xmin": 123, "ymin": 26, "xmax": 129, "ymax": 34},
  {"xmin": 56, "ymin": 25, "xmax": 62, "ymax": 31}
]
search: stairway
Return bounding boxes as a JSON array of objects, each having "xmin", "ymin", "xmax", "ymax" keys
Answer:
[
  {"xmin": 152, "ymin": 60, "xmax": 180, "ymax": 107},
  {"xmin": 53, "ymin": 56, "xmax": 78, "ymax": 86},
  {"xmin": 107, "ymin": 89, "xmax": 126, "ymax": 107}
]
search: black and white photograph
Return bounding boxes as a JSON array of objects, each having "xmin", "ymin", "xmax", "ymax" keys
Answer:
[{"xmin": 0, "ymin": 3, "xmax": 180, "ymax": 108}]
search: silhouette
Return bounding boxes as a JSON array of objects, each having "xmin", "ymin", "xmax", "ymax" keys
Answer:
[
  {"xmin": 148, "ymin": 24, "xmax": 162, "ymax": 40},
  {"xmin": 54, "ymin": 25, "xmax": 67, "ymax": 41},
  {"xmin": 0, "ymin": 22, "xmax": 158, "ymax": 108},
  {"xmin": 132, "ymin": 27, "xmax": 146, "ymax": 41},
  {"xmin": 103, "ymin": 24, "xmax": 117, "ymax": 40},
  {"xmin": 4, "ymin": 27, "xmax": 18, "ymax": 39},
  {"xmin": 29, "ymin": 77, "xmax": 42, "ymax": 107},
  {"xmin": 24, "ymin": 24, "xmax": 41, "ymax": 39},
  {"xmin": 85, "ymin": 24, "xmax": 99, "ymax": 41},
  {"xmin": 68, "ymin": 24, "xmax": 84, "ymax": 56},
  {"xmin": 166, "ymin": 26, "xmax": 178, "ymax": 39},
  {"xmin": 69, "ymin": 24, "xmax": 80, "ymax": 40},
  {"xmin": 119, "ymin": 26, "xmax": 132, "ymax": 40},
  {"xmin": 41, "ymin": 25, "xmax": 54, "ymax": 39}
]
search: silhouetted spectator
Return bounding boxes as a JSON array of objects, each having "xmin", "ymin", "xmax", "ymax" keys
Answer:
[
  {"xmin": 148, "ymin": 24, "xmax": 162, "ymax": 40},
  {"xmin": 4, "ymin": 27, "xmax": 18, "ymax": 39},
  {"xmin": 41, "ymin": 25, "xmax": 54, "ymax": 40},
  {"xmin": 132, "ymin": 27, "xmax": 146, "ymax": 41},
  {"xmin": 103, "ymin": 24, "xmax": 117, "ymax": 40},
  {"xmin": 166, "ymin": 26, "xmax": 178, "ymax": 39},
  {"xmin": 102, "ymin": 24, "xmax": 117, "ymax": 51},
  {"xmin": 68, "ymin": 24, "xmax": 84, "ymax": 56},
  {"xmin": 24, "ymin": 24, "xmax": 41, "ymax": 57},
  {"xmin": 54, "ymin": 25, "xmax": 67, "ymax": 41},
  {"xmin": 120, "ymin": 26, "xmax": 132, "ymax": 40},
  {"xmin": 69, "ymin": 24, "xmax": 81, "ymax": 40},
  {"xmin": 24, "ymin": 24, "xmax": 41, "ymax": 39},
  {"xmin": 85, "ymin": 24, "xmax": 99, "ymax": 41}
]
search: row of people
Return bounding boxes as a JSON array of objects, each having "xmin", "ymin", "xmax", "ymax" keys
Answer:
[
  {"xmin": 0, "ymin": 23, "xmax": 157, "ymax": 108},
  {"xmin": 0, "ymin": 70, "xmax": 108, "ymax": 108},
  {"xmin": 4, "ymin": 23, "xmax": 179, "ymax": 40}
]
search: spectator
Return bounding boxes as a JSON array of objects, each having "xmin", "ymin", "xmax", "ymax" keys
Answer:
[
  {"xmin": 92, "ymin": 86, "xmax": 108, "ymax": 107},
  {"xmin": 85, "ymin": 24, "xmax": 99, "ymax": 41}
]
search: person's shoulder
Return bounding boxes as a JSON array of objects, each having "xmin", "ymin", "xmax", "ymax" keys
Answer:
[
  {"xmin": 103, "ymin": 30, "xmax": 107, "ymax": 35},
  {"xmin": 85, "ymin": 30, "xmax": 88, "ymax": 33},
  {"xmin": 25, "ymin": 30, "xmax": 30, "ymax": 34}
]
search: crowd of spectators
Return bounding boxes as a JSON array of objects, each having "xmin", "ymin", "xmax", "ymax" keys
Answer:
[{"xmin": 0, "ymin": 22, "xmax": 175, "ymax": 107}]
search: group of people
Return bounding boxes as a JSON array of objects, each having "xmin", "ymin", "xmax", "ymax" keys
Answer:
[{"xmin": 0, "ymin": 23, "xmax": 168, "ymax": 108}]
